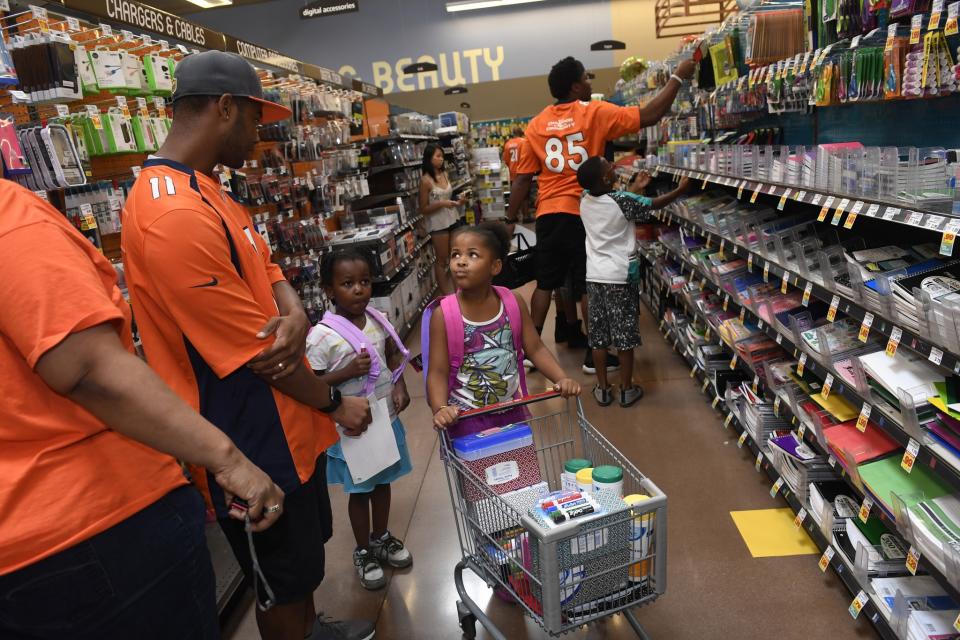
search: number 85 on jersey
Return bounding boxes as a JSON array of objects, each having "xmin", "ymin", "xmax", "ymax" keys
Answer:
[{"xmin": 544, "ymin": 132, "xmax": 588, "ymax": 173}]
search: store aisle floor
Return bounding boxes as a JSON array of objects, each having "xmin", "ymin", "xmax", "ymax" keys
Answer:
[{"xmin": 224, "ymin": 292, "xmax": 878, "ymax": 640}]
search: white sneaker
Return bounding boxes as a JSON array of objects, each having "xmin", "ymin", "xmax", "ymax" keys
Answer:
[
  {"xmin": 370, "ymin": 531, "xmax": 413, "ymax": 568},
  {"xmin": 353, "ymin": 548, "xmax": 386, "ymax": 590}
]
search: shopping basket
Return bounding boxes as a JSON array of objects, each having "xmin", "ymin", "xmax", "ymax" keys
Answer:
[{"xmin": 439, "ymin": 391, "xmax": 667, "ymax": 639}]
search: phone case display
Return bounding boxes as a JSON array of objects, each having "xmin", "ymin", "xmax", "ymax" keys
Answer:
[
  {"xmin": 7, "ymin": 33, "xmax": 81, "ymax": 102},
  {"xmin": 0, "ymin": 33, "xmax": 18, "ymax": 86},
  {"xmin": 0, "ymin": 114, "xmax": 29, "ymax": 175}
]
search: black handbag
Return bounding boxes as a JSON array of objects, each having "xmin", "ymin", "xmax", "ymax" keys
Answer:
[{"xmin": 493, "ymin": 233, "xmax": 536, "ymax": 289}]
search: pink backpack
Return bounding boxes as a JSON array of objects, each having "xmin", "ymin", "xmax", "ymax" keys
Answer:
[
  {"xmin": 318, "ymin": 307, "xmax": 410, "ymax": 397},
  {"xmin": 420, "ymin": 286, "xmax": 528, "ymax": 399}
]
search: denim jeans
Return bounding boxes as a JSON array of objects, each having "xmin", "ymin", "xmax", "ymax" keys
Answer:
[{"xmin": 0, "ymin": 486, "xmax": 219, "ymax": 640}]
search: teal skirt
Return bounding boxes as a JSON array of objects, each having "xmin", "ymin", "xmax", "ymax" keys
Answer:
[{"xmin": 327, "ymin": 416, "xmax": 413, "ymax": 494}]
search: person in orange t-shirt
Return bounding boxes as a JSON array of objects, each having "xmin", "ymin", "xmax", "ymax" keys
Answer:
[
  {"xmin": 0, "ymin": 179, "xmax": 284, "ymax": 640},
  {"xmin": 121, "ymin": 51, "xmax": 373, "ymax": 640},
  {"xmin": 501, "ymin": 128, "xmax": 532, "ymax": 222},
  {"xmin": 507, "ymin": 56, "xmax": 695, "ymax": 374}
]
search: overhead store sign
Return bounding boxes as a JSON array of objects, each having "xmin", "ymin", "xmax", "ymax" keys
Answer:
[
  {"xmin": 98, "ymin": 0, "xmax": 221, "ymax": 47},
  {"xmin": 300, "ymin": 0, "xmax": 359, "ymax": 19},
  {"xmin": 224, "ymin": 36, "xmax": 300, "ymax": 73}
]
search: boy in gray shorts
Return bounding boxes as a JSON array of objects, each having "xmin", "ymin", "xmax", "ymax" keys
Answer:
[{"xmin": 577, "ymin": 156, "xmax": 689, "ymax": 407}]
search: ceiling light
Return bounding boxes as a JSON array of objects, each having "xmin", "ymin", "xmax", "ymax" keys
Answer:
[
  {"xmin": 445, "ymin": 86, "xmax": 468, "ymax": 95},
  {"xmin": 185, "ymin": 0, "xmax": 233, "ymax": 7},
  {"xmin": 402, "ymin": 62, "xmax": 438, "ymax": 74},
  {"xmin": 590, "ymin": 39, "xmax": 626, "ymax": 51},
  {"xmin": 446, "ymin": 0, "xmax": 548, "ymax": 13}
]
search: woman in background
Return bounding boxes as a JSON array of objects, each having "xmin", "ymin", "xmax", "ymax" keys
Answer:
[{"xmin": 419, "ymin": 144, "xmax": 465, "ymax": 295}]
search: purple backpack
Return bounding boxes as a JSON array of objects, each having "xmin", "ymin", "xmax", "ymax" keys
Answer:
[
  {"xmin": 319, "ymin": 307, "xmax": 410, "ymax": 397},
  {"xmin": 420, "ymin": 286, "xmax": 528, "ymax": 400}
]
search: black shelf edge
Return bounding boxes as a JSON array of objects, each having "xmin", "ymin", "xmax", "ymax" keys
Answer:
[
  {"xmin": 366, "ymin": 160, "xmax": 421, "ymax": 176},
  {"xmin": 365, "ymin": 134, "xmax": 438, "ymax": 145}
]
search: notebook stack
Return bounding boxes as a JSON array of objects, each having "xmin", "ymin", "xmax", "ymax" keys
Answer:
[
  {"xmin": 766, "ymin": 433, "xmax": 834, "ymax": 503},
  {"xmin": 907, "ymin": 494, "xmax": 960, "ymax": 591},
  {"xmin": 928, "ymin": 382, "xmax": 960, "ymax": 458},
  {"xmin": 732, "ymin": 381, "xmax": 791, "ymax": 443},
  {"xmin": 891, "ymin": 263, "xmax": 960, "ymax": 333},
  {"xmin": 905, "ymin": 609, "xmax": 960, "ymax": 640},
  {"xmin": 869, "ymin": 575, "xmax": 958, "ymax": 622},
  {"xmin": 857, "ymin": 350, "xmax": 943, "ymax": 422},
  {"xmin": 834, "ymin": 244, "xmax": 940, "ymax": 304},
  {"xmin": 858, "ymin": 455, "xmax": 953, "ymax": 519}
]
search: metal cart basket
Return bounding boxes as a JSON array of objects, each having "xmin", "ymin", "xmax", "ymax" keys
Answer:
[{"xmin": 440, "ymin": 392, "xmax": 668, "ymax": 639}]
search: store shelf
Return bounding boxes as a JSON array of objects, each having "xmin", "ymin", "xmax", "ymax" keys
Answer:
[
  {"xmin": 641, "ymin": 277, "xmax": 933, "ymax": 638},
  {"xmin": 398, "ymin": 283, "xmax": 440, "ymax": 342},
  {"xmin": 366, "ymin": 133, "xmax": 438, "ymax": 145},
  {"xmin": 374, "ymin": 236, "xmax": 432, "ymax": 284},
  {"xmin": 366, "ymin": 160, "xmax": 421, "ymax": 176},
  {"xmin": 353, "ymin": 187, "xmax": 419, "ymax": 207},
  {"xmin": 649, "ymin": 229, "xmax": 960, "ymax": 496},
  {"xmin": 451, "ymin": 178, "xmax": 472, "ymax": 192}
]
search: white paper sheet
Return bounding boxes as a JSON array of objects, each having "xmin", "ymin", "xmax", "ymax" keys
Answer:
[{"xmin": 337, "ymin": 396, "xmax": 400, "ymax": 484}]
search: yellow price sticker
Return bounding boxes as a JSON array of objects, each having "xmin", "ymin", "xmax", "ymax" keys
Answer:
[
  {"xmin": 778, "ymin": 189, "xmax": 792, "ymax": 210},
  {"xmin": 750, "ymin": 186, "xmax": 761, "ymax": 203},
  {"xmin": 729, "ymin": 354, "xmax": 738, "ymax": 370},
  {"xmin": 770, "ymin": 477, "xmax": 784, "ymax": 498},
  {"xmin": 819, "ymin": 547, "xmax": 835, "ymax": 572},
  {"xmin": 826, "ymin": 295, "xmax": 840, "ymax": 322},
  {"xmin": 755, "ymin": 452, "xmax": 763, "ymax": 471},
  {"xmin": 781, "ymin": 271, "xmax": 790, "ymax": 294},
  {"xmin": 817, "ymin": 195, "xmax": 835, "ymax": 222},
  {"xmin": 794, "ymin": 507, "xmax": 807, "ymax": 528},
  {"xmin": 737, "ymin": 431, "xmax": 748, "ymax": 448},
  {"xmin": 801, "ymin": 282, "xmax": 812, "ymax": 307},
  {"xmin": 711, "ymin": 396, "xmax": 720, "ymax": 409},
  {"xmin": 856, "ymin": 403, "xmax": 871, "ymax": 432},
  {"xmin": 831, "ymin": 198, "xmax": 849, "ymax": 226},
  {"xmin": 858, "ymin": 312, "xmax": 874, "ymax": 343},
  {"xmin": 859, "ymin": 496, "xmax": 872, "ymax": 523},
  {"xmin": 886, "ymin": 326, "xmax": 903, "ymax": 357},
  {"xmin": 747, "ymin": 253, "xmax": 753, "ymax": 272},
  {"xmin": 902, "ymin": 438, "xmax": 920, "ymax": 473},
  {"xmin": 763, "ymin": 262, "xmax": 770, "ymax": 283},
  {"xmin": 737, "ymin": 182, "xmax": 746, "ymax": 199},
  {"xmin": 822, "ymin": 373, "xmax": 834, "ymax": 399},
  {"xmin": 702, "ymin": 378, "xmax": 710, "ymax": 393},
  {"xmin": 849, "ymin": 591, "xmax": 869, "ymax": 619},
  {"xmin": 906, "ymin": 547, "xmax": 921, "ymax": 575},
  {"xmin": 797, "ymin": 353, "xmax": 807, "ymax": 377},
  {"xmin": 724, "ymin": 413, "xmax": 733, "ymax": 428},
  {"xmin": 941, "ymin": 231, "xmax": 957, "ymax": 256}
]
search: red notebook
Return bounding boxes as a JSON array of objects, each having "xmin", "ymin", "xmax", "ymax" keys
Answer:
[{"xmin": 823, "ymin": 421, "xmax": 898, "ymax": 470}]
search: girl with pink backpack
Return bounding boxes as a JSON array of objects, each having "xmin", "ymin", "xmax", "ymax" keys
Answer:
[
  {"xmin": 306, "ymin": 249, "xmax": 413, "ymax": 592},
  {"xmin": 425, "ymin": 221, "xmax": 580, "ymax": 437}
]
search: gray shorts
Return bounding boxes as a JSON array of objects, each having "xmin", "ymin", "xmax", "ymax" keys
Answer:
[{"xmin": 587, "ymin": 281, "xmax": 641, "ymax": 351}]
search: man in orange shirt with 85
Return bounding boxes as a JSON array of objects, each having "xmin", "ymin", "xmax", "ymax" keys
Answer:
[{"xmin": 507, "ymin": 55, "xmax": 695, "ymax": 373}]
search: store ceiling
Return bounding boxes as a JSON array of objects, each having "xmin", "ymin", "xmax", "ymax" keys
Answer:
[{"xmin": 152, "ymin": 0, "xmax": 271, "ymax": 16}]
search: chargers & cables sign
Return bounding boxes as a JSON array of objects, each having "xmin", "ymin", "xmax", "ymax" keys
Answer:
[{"xmin": 300, "ymin": 0, "xmax": 359, "ymax": 19}]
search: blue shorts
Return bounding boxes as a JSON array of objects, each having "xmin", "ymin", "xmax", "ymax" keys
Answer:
[
  {"xmin": 327, "ymin": 417, "xmax": 413, "ymax": 493},
  {"xmin": 0, "ymin": 486, "xmax": 218, "ymax": 640}
]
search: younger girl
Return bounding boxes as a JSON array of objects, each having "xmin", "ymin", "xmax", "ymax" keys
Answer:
[
  {"xmin": 306, "ymin": 249, "xmax": 413, "ymax": 591},
  {"xmin": 427, "ymin": 221, "xmax": 580, "ymax": 436}
]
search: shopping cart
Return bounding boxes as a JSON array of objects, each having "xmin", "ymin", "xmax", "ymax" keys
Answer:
[{"xmin": 439, "ymin": 391, "xmax": 667, "ymax": 639}]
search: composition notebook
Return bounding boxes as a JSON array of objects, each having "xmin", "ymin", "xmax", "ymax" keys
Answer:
[
  {"xmin": 864, "ymin": 258, "xmax": 944, "ymax": 292},
  {"xmin": 893, "ymin": 263, "xmax": 960, "ymax": 305},
  {"xmin": 858, "ymin": 455, "xmax": 954, "ymax": 517}
]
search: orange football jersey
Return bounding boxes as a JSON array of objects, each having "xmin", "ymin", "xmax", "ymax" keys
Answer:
[{"xmin": 516, "ymin": 100, "xmax": 641, "ymax": 217}]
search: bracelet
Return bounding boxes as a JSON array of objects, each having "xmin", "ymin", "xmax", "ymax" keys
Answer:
[{"xmin": 670, "ymin": 73, "xmax": 685, "ymax": 85}]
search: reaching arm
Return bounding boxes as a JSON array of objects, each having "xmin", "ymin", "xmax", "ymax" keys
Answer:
[
  {"xmin": 651, "ymin": 177, "xmax": 692, "ymax": 209},
  {"xmin": 515, "ymin": 293, "xmax": 580, "ymax": 397},
  {"xmin": 35, "ymin": 323, "xmax": 284, "ymax": 531},
  {"xmin": 638, "ymin": 58, "xmax": 696, "ymax": 128},
  {"xmin": 507, "ymin": 173, "xmax": 534, "ymax": 223}
]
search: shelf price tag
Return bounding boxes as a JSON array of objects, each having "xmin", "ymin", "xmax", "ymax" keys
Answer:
[
  {"xmin": 768, "ymin": 183, "xmax": 777, "ymax": 195},
  {"xmin": 131, "ymin": 165, "xmax": 141, "ymax": 179},
  {"xmin": 802, "ymin": 282, "xmax": 813, "ymax": 307},
  {"xmin": 778, "ymin": 189, "xmax": 792, "ymax": 210},
  {"xmin": 858, "ymin": 312, "xmax": 874, "ymax": 342},
  {"xmin": 844, "ymin": 201, "xmax": 864, "ymax": 229},
  {"xmin": 723, "ymin": 413, "xmax": 733, "ymax": 428},
  {"xmin": 54, "ymin": 104, "xmax": 69, "ymax": 117},
  {"xmin": 902, "ymin": 438, "xmax": 921, "ymax": 473},
  {"xmin": 781, "ymin": 271, "xmax": 790, "ymax": 294},
  {"xmin": 795, "ymin": 190, "xmax": 807, "ymax": 202},
  {"xmin": 819, "ymin": 547, "xmax": 835, "ymax": 572},
  {"xmin": 931, "ymin": 0, "xmax": 945, "ymax": 29},
  {"xmin": 729, "ymin": 354, "xmax": 738, "ymax": 370},
  {"xmin": 810, "ymin": 193, "xmax": 823, "ymax": 207},
  {"xmin": 719, "ymin": 238, "xmax": 725, "ymax": 258},
  {"xmin": 752, "ymin": 375, "xmax": 760, "ymax": 394},
  {"xmin": 817, "ymin": 195, "xmax": 835, "ymax": 222},
  {"xmin": 115, "ymin": 96, "xmax": 130, "ymax": 118},
  {"xmin": 882, "ymin": 206, "xmax": 901, "ymax": 221},
  {"xmin": 739, "ymin": 308, "xmax": 745, "ymax": 323},
  {"xmin": 699, "ymin": 278, "xmax": 706, "ymax": 291},
  {"xmin": 737, "ymin": 431, "xmax": 748, "ymax": 448},
  {"xmin": 755, "ymin": 452, "xmax": 763, "ymax": 471},
  {"xmin": 85, "ymin": 105, "xmax": 102, "ymax": 130},
  {"xmin": 906, "ymin": 546, "xmax": 921, "ymax": 575},
  {"xmin": 849, "ymin": 590, "xmax": 869, "ymax": 619},
  {"xmin": 776, "ymin": 332, "xmax": 783, "ymax": 345},
  {"xmin": 737, "ymin": 182, "xmax": 746, "ymax": 199},
  {"xmin": 773, "ymin": 395, "xmax": 782, "ymax": 416},
  {"xmin": 827, "ymin": 295, "xmax": 840, "ymax": 322},
  {"xmin": 911, "ymin": 14, "xmax": 923, "ymax": 44},
  {"xmin": 887, "ymin": 22, "xmax": 899, "ymax": 49},
  {"xmin": 859, "ymin": 496, "xmax": 873, "ymax": 523},
  {"xmin": 947, "ymin": 1, "xmax": 960, "ymax": 35},
  {"xmin": 747, "ymin": 253, "xmax": 753, "ymax": 272},
  {"xmin": 797, "ymin": 353, "xmax": 808, "ymax": 377},
  {"xmin": 857, "ymin": 403, "xmax": 872, "ymax": 432},
  {"xmin": 865, "ymin": 203, "xmax": 881, "ymax": 217},
  {"xmin": 750, "ymin": 185, "xmax": 761, "ymax": 203},
  {"xmin": 886, "ymin": 327, "xmax": 903, "ymax": 357},
  {"xmin": 794, "ymin": 507, "xmax": 807, "ymax": 528},
  {"xmin": 831, "ymin": 198, "xmax": 850, "ymax": 225},
  {"xmin": 930, "ymin": 346, "xmax": 945, "ymax": 366},
  {"xmin": 941, "ymin": 231, "xmax": 957, "ymax": 256},
  {"xmin": 136, "ymin": 97, "xmax": 149, "ymax": 118},
  {"xmin": 770, "ymin": 477, "xmax": 784, "ymax": 498},
  {"xmin": 763, "ymin": 261, "xmax": 770, "ymax": 283},
  {"xmin": 797, "ymin": 421, "xmax": 807, "ymax": 440},
  {"xmin": 701, "ymin": 177, "xmax": 708, "ymax": 190},
  {"xmin": 907, "ymin": 211, "xmax": 924, "ymax": 227},
  {"xmin": 711, "ymin": 396, "xmax": 720, "ymax": 409},
  {"xmin": 822, "ymin": 373, "xmax": 835, "ymax": 399},
  {"xmin": 723, "ymin": 293, "xmax": 729, "ymax": 311},
  {"xmin": 702, "ymin": 378, "xmax": 710, "ymax": 393},
  {"xmin": 690, "ymin": 365, "xmax": 697, "ymax": 378}
]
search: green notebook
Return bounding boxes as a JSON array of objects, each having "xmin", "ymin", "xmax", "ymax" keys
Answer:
[{"xmin": 858, "ymin": 455, "xmax": 953, "ymax": 516}]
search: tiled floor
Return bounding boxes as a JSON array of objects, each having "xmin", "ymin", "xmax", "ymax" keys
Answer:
[{"xmin": 224, "ymin": 294, "xmax": 878, "ymax": 640}]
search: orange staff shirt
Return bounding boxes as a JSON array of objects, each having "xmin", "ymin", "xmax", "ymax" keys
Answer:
[
  {"xmin": 516, "ymin": 100, "xmax": 642, "ymax": 217},
  {"xmin": 0, "ymin": 180, "xmax": 188, "ymax": 575},
  {"xmin": 121, "ymin": 158, "xmax": 338, "ymax": 515}
]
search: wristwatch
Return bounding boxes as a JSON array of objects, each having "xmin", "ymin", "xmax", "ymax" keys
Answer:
[{"xmin": 321, "ymin": 387, "xmax": 342, "ymax": 414}]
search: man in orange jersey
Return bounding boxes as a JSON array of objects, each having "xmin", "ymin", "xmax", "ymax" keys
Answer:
[
  {"xmin": 508, "ymin": 56, "xmax": 695, "ymax": 373},
  {"xmin": 502, "ymin": 128, "xmax": 532, "ymax": 222},
  {"xmin": 0, "ymin": 179, "xmax": 283, "ymax": 640},
  {"xmin": 122, "ymin": 52, "xmax": 374, "ymax": 640}
]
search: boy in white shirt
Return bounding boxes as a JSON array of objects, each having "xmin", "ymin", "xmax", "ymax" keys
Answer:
[{"xmin": 577, "ymin": 156, "xmax": 690, "ymax": 407}]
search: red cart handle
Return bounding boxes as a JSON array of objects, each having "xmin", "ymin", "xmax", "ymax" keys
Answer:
[{"xmin": 456, "ymin": 390, "xmax": 563, "ymax": 419}]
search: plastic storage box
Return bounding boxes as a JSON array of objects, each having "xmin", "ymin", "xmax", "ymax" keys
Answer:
[{"xmin": 452, "ymin": 423, "xmax": 541, "ymax": 501}]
